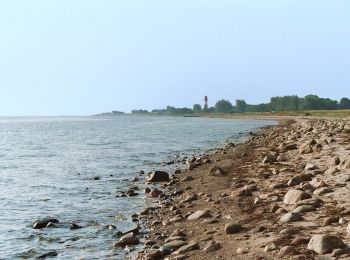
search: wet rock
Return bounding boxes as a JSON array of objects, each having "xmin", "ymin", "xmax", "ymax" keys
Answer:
[
  {"xmin": 150, "ymin": 188, "xmax": 162, "ymax": 198},
  {"xmin": 89, "ymin": 176, "xmax": 100, "ymax": 180},
  {"xmin": 38, "ymin": 251, "xmax": 58, "ymax": 259},
  {"xmin": 146, "ymin": 171, "xmax": 170, "ymax": 182},
  {"xmin": 69, "ymin": 223, "xmax": 82, "ymax": 230},
  {"xmin": 277, "ymin": 246, "xmax": 298, "ymax": 257},
  {"xmin": 33, "ymin": 218, "xmax": 59, "ymax": 229},
  {"xmin": 284, "ymin": 189, "xmax": 312, "ymax": 205},
  {"xmin": 175, "ymin": 242, "xmax": 200, "ymax": 254},
  {"xmin": 308, "ymin": 234, "xmax": 346, "ymax": 254},
  {"xmin": 225, "ymin": 223, "xmax": 244, "ymax": 234},
  {"xmin": 280, "ymin": 212, "xmax": 303, "ymax": 223},
  {"xmin": 187, "ymin": 210, "xmax": 211, "ymax": 220},
  {"xmin": 114, "ymin": 233, "xmax": 139, "ymax": 247}
]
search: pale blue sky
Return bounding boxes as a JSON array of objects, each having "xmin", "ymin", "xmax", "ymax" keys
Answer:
[{"xmin": 0, "ymin": 1, "xmax": 349, "ymax": 116}]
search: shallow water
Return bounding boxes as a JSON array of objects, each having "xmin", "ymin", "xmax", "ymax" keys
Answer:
[{"xmin": 0, "ymin": 115, "xmax": 275, "ymax": 259}]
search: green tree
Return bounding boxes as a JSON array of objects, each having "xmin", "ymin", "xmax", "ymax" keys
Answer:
[
  {"xmin": 236, "ymin": 99, "xmax": 247, "ymax": 113},
  {"xmin": 339, "ymin": 97, "xmax": 350, "ymax": 109},
  {"xmin": 193, "ymin": 104, "xmax": 202, "ymax": 113},
  {"xmin": 215, "ymin": 99, "xmax": 233, "ymax": 112}
]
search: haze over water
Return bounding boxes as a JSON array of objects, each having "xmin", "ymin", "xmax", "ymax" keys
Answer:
[{"xmin": 0, "ymin": 115, "xmax": 274, "ymax": 259}]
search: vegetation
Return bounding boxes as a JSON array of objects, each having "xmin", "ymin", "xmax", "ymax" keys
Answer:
[{"xmin": 128, "ymin": 94, "xmax": 350, "ymax": 116}]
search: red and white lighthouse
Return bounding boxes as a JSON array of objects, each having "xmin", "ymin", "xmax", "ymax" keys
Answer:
[{"xmin": 204, "ymin": 96, "xmax": 208, "ymax": 110}]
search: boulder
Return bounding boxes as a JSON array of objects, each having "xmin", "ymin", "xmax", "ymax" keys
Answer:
[
  {"xmin": 292, "ymin": 205, "xmax": 316, "ymax": 214},
  {"xmin": 284, "ymin": 189, "xmax": 311, "ymax": 205},
  {"xmin": 146, "ymin": 171, "xmax": 169, "ymax": 182},
  {"xmin": 203, "ymin": 242, "xmax": 221, "ymax": 252},
  {"xmin": 225, "ymin": 223, "xmax": 244, "ymax": 234},
  {"xmin": 308, "ymin": 234, "xmax": 346, "ymax": 254}
]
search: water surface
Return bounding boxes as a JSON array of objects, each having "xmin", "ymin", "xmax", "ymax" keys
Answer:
[{"xmin": 0, "ymin": 115, "xmax": 275, "ymax": 259}]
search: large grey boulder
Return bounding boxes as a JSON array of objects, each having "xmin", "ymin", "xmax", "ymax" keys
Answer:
[{"xmin": 307, "ymin": 234, "xmax": 346, "ymax": 254}]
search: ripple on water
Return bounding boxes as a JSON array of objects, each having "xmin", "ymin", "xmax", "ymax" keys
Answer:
[{"xmin": 0, "ymin": 116, "xmax": 275, "ymax": 259}]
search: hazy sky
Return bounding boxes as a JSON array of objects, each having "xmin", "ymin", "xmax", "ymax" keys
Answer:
[{"xmin": 0, "ymin": 1, "xmax": 349, "ymax": 116}]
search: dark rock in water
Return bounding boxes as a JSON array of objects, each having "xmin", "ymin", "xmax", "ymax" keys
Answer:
[
  {"xmin": 89, "ymin": 176, "xmax": 100, "ymax": 180},
  {"xmin": 38, "ymin": 251, "xmax": 58, "ymax": 259},
  {"xmin": 146, "ymin": 171, "xmax": 170, "ymax": 182},
  {"xmin": 33, "ymin": 218, "xmax": 59, "ymax": 229},
  {"xmin": 114, "ymin": 233, "xmax": 139, "ymax": 247},
  {"xmin": 139, "ymin": 170, "xmax": 145, "ymax": 175},
  {"xmin": 69, "ymin": 223, "xmax": 82, "ymax": 230},
  {"xmin": 123, "ymin": 226, "xmax": 140, "ymax": 235}
]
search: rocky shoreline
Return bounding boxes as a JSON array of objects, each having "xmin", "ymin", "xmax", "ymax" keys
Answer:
[{"xmin": 116, "ymin": 118, "xmax": 350, "ymax": 260}]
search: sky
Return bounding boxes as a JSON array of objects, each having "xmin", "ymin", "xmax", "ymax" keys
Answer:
[{"xmin": 0, "ymin": 0, "xmax": 349, "ymax": 116}]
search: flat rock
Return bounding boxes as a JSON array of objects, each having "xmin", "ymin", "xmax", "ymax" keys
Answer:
[
  {"xmin": 163, "ymin": 240, "xmax": 187, "ymax": 250},
  {"xmin": 280, "ymin": 212, "xmax": 303, "ymax": 223},
  {"xmin": 187, "ymin": 210, "xmax": 211, "ymax": 220},
  {"xmin": 175, "ymin": 242, "xmax": 200, "ymax": 254},
  {"xmin": 308, "ymin": 234, "xmax": 346, "ymax": 254}
]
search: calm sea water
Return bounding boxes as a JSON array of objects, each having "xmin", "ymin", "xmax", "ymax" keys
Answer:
[{"xmin": 0, "ymin": 115, "xmax": 274, "ymax": 259}]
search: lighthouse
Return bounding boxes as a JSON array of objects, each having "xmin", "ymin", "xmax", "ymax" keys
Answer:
[{"xmin": 204, "ymin": 96, "xmax": 208, "ymax": 111}]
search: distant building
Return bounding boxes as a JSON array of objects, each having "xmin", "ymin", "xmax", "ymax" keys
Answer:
[{"xmin": 204, "ymin": 96, "xmax": 208, "ymax": 110}]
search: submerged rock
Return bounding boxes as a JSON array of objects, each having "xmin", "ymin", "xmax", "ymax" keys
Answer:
[{"xmin": 32, "ymin": 218, "xmax": 59, "ymax": 229}]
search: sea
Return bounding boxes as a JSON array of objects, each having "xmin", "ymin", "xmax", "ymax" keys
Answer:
[{"xmin": 0, "ymin": 115, "xmax": 275, "ymax": 259}]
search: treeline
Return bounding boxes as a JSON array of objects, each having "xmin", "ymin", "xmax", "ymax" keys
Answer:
[{"xmin": 131, "ymin": 95, "xmax": 350, "ymax": 115}]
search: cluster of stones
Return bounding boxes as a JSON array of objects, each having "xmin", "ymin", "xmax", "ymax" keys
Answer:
[{"xmin": 132, "ymin": 119, "xmax": 350, "ymax": 259}]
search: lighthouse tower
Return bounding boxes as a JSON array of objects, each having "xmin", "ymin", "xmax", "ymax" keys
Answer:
[{"xmin": 204, "ymin": 96, "xmax": 208, "ymax": 111}]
